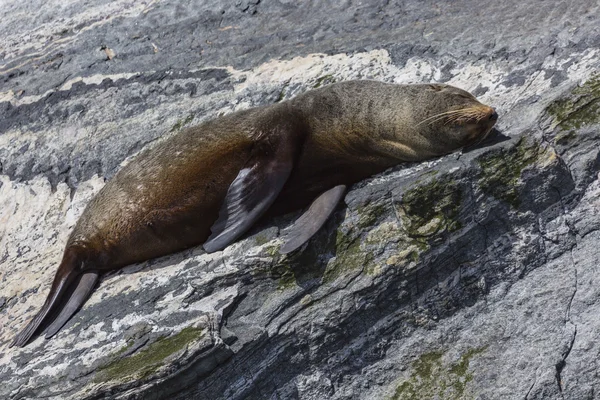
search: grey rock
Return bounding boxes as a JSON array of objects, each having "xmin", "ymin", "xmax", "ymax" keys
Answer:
[{"xmin": 1, "ymin": 0, "xmax": 600, "ymax": 399}]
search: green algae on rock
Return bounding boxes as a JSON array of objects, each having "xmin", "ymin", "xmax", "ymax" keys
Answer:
[
  {"xmin": 275, "ymin": 81, "xmax": 290, "ymax": 103},
  {"xmin": 253, "ymin": 233, "xmax": 270, "ymax": 246},
  {"xmin": 265, "ymin": 261, "xmax": 298, "ymax": 290},
  {"xmin": 170, "ymin": 113, "xmax": 195, "ymax": 132},
  {"xmin": 477, "ymin": 139, "xmax": 541, "ymax": 208},
  {"xmin": 323, "ymin": 236, "xmax": 374, "ymax": 283},
  {"xmin": 313, "ymin": 74, "xmax": 336, "ymax": 88},
  {"xmin": 390, "ymin": 346, "xmax": 487, "ymax": 400},
  {"xmin": 547, "ymin": 74, "xmax": 600, "ymax": 132},
  {"xmin": 321, "ymin": 200, "xmax": 387, "ymax": 282},
  {"xmin": 95, "ymin": 326, "xmax": 205, "ymax": 383},
  {"xmin": 325, "ymin": 175, "xmax": 465, "ymax": 279},
  {"xmin": 386, "ymin": 176, "xmax": 463, "ymax": 265},
  {"xmin": 397, "ymin": 177, "xmax": 463, "ymax": 238}
]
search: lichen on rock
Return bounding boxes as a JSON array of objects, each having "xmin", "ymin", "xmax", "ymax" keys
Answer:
[
  {"xmin": 477, "ymin": 139, "xmax": 542, "ymax": 208},
  {"xmin": 95, "ymin": 326, "xmax": 205, "ymax": 383},
  {"xmin": 547, "ymin": 74, "xmax": 600, "ymax": 132},
  {"xmin": 397, "ymin": 176, "xmax": 463, "ymax": 238},
  {"xmin": 390, "ymin": 347, "xmax": 487, "ymax": 400}
]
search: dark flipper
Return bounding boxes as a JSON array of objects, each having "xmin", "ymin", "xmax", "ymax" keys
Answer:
[
  {"xmin": 10, "ymin": 247, "xmax": 90, "ymax": 348},
  {"xmin": 44, "ymin": 271, "xmax": 99, "ymax": 339},
  {"xmin": 203, "ymin": 124, "xmax": 303, "ymax": 253},
  {"xmin": 280, "ymin": 184, "xmax": 347, "ymax": 254}
]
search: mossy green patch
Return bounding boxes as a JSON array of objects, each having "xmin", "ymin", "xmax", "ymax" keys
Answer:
[
  {"xmin": 254, "ymin": 233, "xmax": 269, "ymax": 246},
  {"xmin": 547, "ymin": 74, "xmax": 600, "ymax": 133},
  {"xmin": 554, "ymin": 129, "xmax": 577, "ymax": 145},
  {"xmin": 322, "ymin": 202, "xmax": 387, "ymax": 282},
  {"xmin": 170, "ymin": 113, "xmax": 195, "ymax": 132},
  {"xmin": 114, "ymin": 339, "xmax": 135, "ymax": 356},
  {"xmin": 413, "ymin": 169, "xmax": 439, "ymax": 185},
  {"xmin": 365, "ymin": 222, "xmax": 402, "ymax": 245},
  {"xmin": 275, "ymin": 82, "xmax": 289, "ymax": 102},
  {"xmin": 356, "ymin": 202, "xmax": 388, "ymax": 230},
  {"xmin": 389, "ymin": 177, "xmax": 462, "ymax": 264},
  {"xmin": 390, "ymin": 346, "xmax": 487, "ymax": 400},
  {"xmin": 399, "ymin": 178, "xmax": 462, "ymax": 237},
  {"xmin": 262, "ymin": 213, "xmax": 340, "ymax": 288},
  {"xmin": 326, "ymin": 184, "xmax": 460, "ymax": 280},
  {"xmin": 251, "ymin": 245, "xmax": 300, "ymax": 290},
  {"xmin": 323, "ymin": 235, "xmax": 373, "ymax": 283},
  {"xmin": 448, "ymin": 347, "xmax": 487, "ymax": 394},
  {"xmin": 265, "ymin": 262, "xmax": 297, "ymax": 290},
  {"xmin": 477, "ymin": 139, "xmax": 540, "ymax": 208},
  {"xmin": 313, "ymin": 74, "xmax": 336, "ymax": 88},
  {"xmin": 95, "ymin": 327, "xmax": 204, "ymax": 383},
  {"xmin": 277, "ymin": 264, "xmax": 297, "ymax": 289},
  {"xmin": 267, "ymin": 248, "xmax": 280, "ymax": 260},
  {"xmin": 320, "ymin": 200, "xmax": 387, "ymax": 282}
]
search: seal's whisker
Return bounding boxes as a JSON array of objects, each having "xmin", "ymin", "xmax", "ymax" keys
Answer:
[
  {"xmin": 420, "ymin": 105, "xmax": 490, "ymax": 127},
  {"xmin": 441, "ymin": 107, "xmax": 490, "ymax": 127},
  {"xmin": 426, "ymin": 111, "xmax": 474, "ymax": 126},
  {"xmin": 424, "ymin": 115, "xmax": 454, "ymax": 126},
  {"xmin": 416, "ymin": 109, "xmax": 470, "ymax": 126}
]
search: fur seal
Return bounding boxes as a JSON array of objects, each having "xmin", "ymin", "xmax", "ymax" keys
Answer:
[{"xmin": 11, "ymin": 80, "xmax": 497, "ymax": 347}]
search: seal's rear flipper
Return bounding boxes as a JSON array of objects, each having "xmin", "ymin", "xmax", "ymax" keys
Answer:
[
  {"xmin": 44, "ymin": 271, "xmax": 99, "ymax": 339},
  {"xmin": 203, "ymin": 125, "xmax": 303, "ymax": 253},
  {"xmin": 10, "ymin": 247, "xmax": 89, "ymax": 347},
  {"xmin": 280, "ymin": 184, "xmax": 347, "ymax": 254}
]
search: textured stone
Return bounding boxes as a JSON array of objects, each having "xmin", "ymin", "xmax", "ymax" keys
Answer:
[{"xmin": 1, "ymin": 0, "xmax": 600, "ymax": 399}]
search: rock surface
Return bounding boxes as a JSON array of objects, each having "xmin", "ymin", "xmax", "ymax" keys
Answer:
[{"xmin": 1, "ymin": 0, "xmax": 600, "ymax": 399}]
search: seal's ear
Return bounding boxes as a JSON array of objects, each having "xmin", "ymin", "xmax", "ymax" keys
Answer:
[
  {"xmin": 203, "ymin": 126, "xmax": 302, "ymax": 253},
  {"xmin": 428, "ymin": 84, "xmax": 445, "ymax": 91},
  {"xmin": 280, "ymin": 184, "xmax": 346, "ymax": 254}
]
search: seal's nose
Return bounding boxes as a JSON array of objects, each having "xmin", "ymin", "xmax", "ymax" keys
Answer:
[{"xmin": 489, "ymin": 109, "xmax": 498, "ymax": 121}]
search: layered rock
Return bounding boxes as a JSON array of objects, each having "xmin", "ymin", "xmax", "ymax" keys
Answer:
[{"xmin": 1, "ymin": 0, "xmax": 600, "ymax": 399}]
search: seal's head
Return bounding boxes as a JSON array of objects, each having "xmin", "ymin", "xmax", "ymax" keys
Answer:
[{"xmin": 412, "ymin": 83, "xmax": 498, "ymax": 154}]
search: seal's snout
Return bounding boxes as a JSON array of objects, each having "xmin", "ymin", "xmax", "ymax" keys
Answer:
[{"xmin": 488, "ymin": 109, "xmax": 498, "ymax": 122}]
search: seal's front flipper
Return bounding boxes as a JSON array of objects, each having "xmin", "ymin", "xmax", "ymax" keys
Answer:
[
  {"xmin": 203, "ymin": 128, "xmax": 301, "ymax": 253},
  {"xmin": 203, "ymin": 162, "xmax": 293, "ymax": 253},
  {"xmin": 44, "ymin": 271, "xmax": 99, "ymax": 339},
  {"xmin": 280, "ymin": 184, "xmax": 347, "ymax": 254}
]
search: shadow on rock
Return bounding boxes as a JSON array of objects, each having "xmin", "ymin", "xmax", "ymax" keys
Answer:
[{"xmin": 463, "ymin": 128, "xmax": 511, "ymax": 153}]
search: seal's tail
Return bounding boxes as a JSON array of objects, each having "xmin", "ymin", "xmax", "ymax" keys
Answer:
[{"xmin": 10, "ymin": 247, "xmax": 99, "ymax": 348}]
